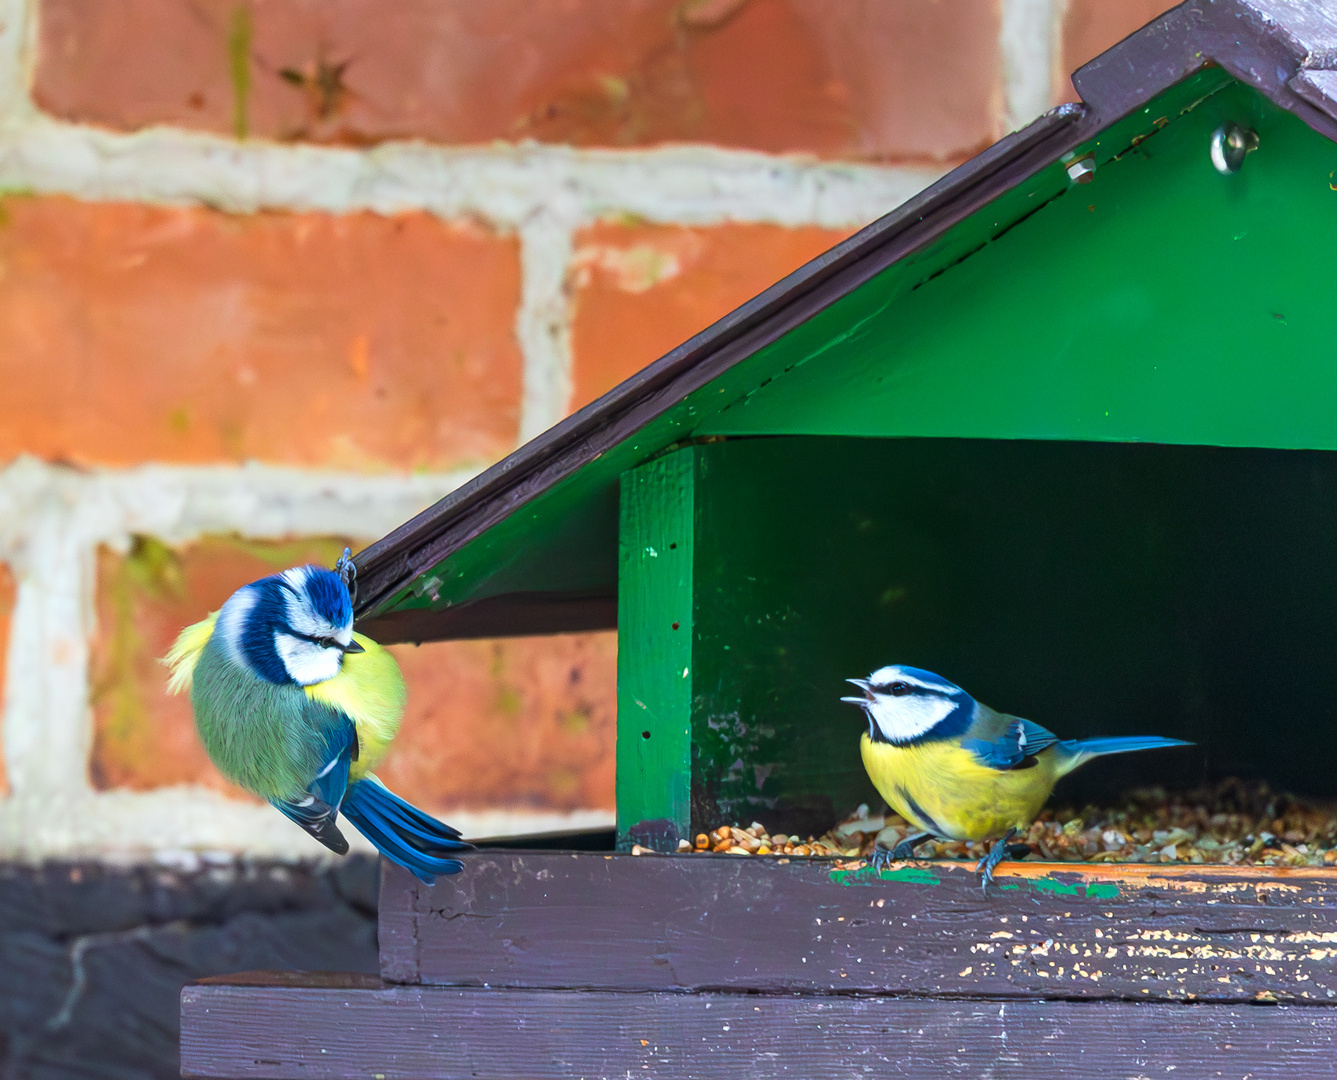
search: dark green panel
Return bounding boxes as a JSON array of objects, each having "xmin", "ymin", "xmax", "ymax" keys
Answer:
[
  {"xmin": 616, "ymin": 449, "xmax": 695, "ymax": 849},
  {"xmin": 378, "ymin": 471, "xmax": 619, "ymax": 617},
  {"xmin": 697, "ymin": 82, "xmax": 1337, "ymax": 448},
  {"xmin": 687, "ymin": 436, "xmax": 1337, "ymax": 835}
]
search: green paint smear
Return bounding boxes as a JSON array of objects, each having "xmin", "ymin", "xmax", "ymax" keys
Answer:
[
  {"xmin": 227, "ymin": 6, "xmax": 252, "ymax": 140},
  {"xmin": 827, "ymin": 864, "xmax": 1120, "ymax": 899},
  {"xmin": 1028, "ymin": 877, "xmax": 1082, "ymax": 897},
  {"xmin": 829, "ymin": 865, "xmax": 939, "ymax": 886},
  {"xmin": 1025, "ymin": 877, "xmax": 1121, "ymax": 899}
]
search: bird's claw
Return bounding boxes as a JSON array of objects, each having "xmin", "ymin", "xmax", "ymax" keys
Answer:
[
  {"xmin": 867, "ymin": 847, "xmax": 895, "ymax": 875},
  {"xmin": 976, "ymin": 829, "xmax": 1021, "ymax": 894}
]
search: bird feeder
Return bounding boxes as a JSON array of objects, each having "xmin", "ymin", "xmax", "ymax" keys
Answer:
[{"xmin": 183, "ymin": 3, "xmax": 1337, "ymax": 1076}]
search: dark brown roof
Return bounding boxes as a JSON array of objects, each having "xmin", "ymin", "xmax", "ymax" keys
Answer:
[{"xmin": 353, "ymin": 0, "xmax": 1337, "ymax": 639}]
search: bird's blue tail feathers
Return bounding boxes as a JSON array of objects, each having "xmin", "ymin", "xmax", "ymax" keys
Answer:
[
  {"xmin": 1057, "ymin": 735, "xmax": 1192, "ymax": 775},
  {"xmin": 341, "ymin": 778, "xmax": 470, "ymax": 885}
]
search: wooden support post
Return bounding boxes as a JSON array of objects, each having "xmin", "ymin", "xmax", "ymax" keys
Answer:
[{"xmin": 617, "ymin": 447, "xmax": 695, "ymax": 850}]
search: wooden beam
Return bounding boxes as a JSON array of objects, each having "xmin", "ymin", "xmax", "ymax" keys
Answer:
[
  {"xmin": 181, "ymin": 974, "xmax": 1337, "ymax": 1079},
  {"xmin": 380, "ymin": 853, "xmax": 1337, "ymax": 1002},
  {"xmin": 617, "ymin": 448, "xmax": 696, "ymax": 850}
]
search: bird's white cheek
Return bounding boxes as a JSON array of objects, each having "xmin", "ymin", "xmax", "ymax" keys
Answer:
[
  {"xmin": 869, "ymin": 696, "xmax": 954, "ymax": 742},
  {"xmin": 274, "ymin": 633, "xmax": 341, "ymax": 686}
]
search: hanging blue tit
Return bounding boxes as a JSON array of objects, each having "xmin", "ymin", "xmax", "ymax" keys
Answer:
[
  {"xmin": 165, "ymin": 549, "xmax": 469, "ymax": 884},
  {"xmin": 843, "ymin": 665, "xmax": 1191, "ymax": 889}
]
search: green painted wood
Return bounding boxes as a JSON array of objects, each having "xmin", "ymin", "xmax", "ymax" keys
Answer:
[
  {"xmin": 696, "ymin": 82, "xmax": 1337, "ymax": 446},
  {"xmin": 616, "ymin": 448, "xmax": 696, "ymax": 849},
  {"xmin": 686, "ymin": 436, "xmax": 1337, "ymax": 834},
  {"xmin": 372, "ymin": 72, "xmax": 1306, "ymax": 625},
  {"xmin": 359, "ymin": 71, "xmax": 1337, "ymax": 852}
]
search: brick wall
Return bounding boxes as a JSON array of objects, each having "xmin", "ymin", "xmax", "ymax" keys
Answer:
[{"xmin": 0, "ymin": 0, "xmax": 1176, "ymax": 864}]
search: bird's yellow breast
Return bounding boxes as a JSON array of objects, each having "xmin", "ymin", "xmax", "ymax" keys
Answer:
[
  {"xmin": 860, "ymin": 732, "xmax": 1059, "ymax": 842},
  {"xmin": 167, "ymin": 613, "xmax": 404, "ymax": 783},
  {"xmin": 303, "ymin": 634, "xmax": 405, "ymax": 781}
]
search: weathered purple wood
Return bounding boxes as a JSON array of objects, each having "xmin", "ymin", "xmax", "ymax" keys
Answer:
[
  {"xmin": 181, "ymin": 973, "xmax": 1337, "ymax": 1080},
  {"xmin": 381, "ymin": 853, "xmax": 1337, "ymax": 1002}
]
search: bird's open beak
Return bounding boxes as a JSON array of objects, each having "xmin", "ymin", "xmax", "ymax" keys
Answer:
[
  {"xmin": 341, "ymin": 639, "xmax": 366, "ymax": 654},
  {"xmin": 841, "ymin": 677, "xmax": 872, "ymax": 705}
]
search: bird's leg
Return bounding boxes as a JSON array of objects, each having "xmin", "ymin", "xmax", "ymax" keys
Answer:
[
  {"xmin": 867, "ymin": 832, "xmax": 933, "ymax": 873},
  {"xmin": 975, "ymin": 828, "xmax": 1020, "ymax": 893},
  {"xmin": 888, "ymin": 831, "xmax": 933, "ymax": 861},
  {"xmin": 871, "ymin": 828, "xmax": 935, "ymax": 871}
]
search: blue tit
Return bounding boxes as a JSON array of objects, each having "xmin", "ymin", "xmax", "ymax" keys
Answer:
[
  {"xmin": 165, "ymin": 552, "xmax": 469, "ymax": 884},
  {"xmin": 842, "ymin": 665, "xmax": 1191, "ymax": 887}
]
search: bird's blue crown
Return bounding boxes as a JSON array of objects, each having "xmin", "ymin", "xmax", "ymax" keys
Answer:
[
  {"xmin": 301, "ymin": 567, "xmax": 353, "ymax": 628},
  {"xmin": 218, "ymin": 565, "xmax": 354, "ymax": 685}
]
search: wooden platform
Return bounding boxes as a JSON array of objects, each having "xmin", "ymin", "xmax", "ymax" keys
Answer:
[
  {"xmin": 182, "ymin": 972, "xmax": 1337, "ymax": 1080},
  {"xmin": 382, "ymin": 852, "xmax": 1337, "ymax": 1002},
  {"xmin": 181, "ymin": 852, "xmax": 1337, "ymax": 1079}
]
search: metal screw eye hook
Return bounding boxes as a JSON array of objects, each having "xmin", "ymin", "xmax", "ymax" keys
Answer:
[
  {"xmin": 1211, "ymin": 124, "xmax": 1259, "ymax": 174},
  {"xmin": 1065, "ymin": 155, "xmax": 1096, "ymax": 184},
  {"xmin": 335, "ymin": 546, "xmax": 358, "ymax": 605}
]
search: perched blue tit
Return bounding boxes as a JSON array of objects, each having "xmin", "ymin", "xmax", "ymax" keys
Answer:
[
  {"xmin": 843, "ymin": 665, "xmax": 1190, "ymax": 887},
  {"xmin": 165, "ymin": 552, "xmax": 468, "ymax": 884}
]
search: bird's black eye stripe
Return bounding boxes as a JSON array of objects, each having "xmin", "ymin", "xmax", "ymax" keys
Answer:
[
  {"xmin": 872, "ymin": 681, "xmax": 914, "ymax": 696},
  {"xmin": 287, "ymin": 630, "xmax": 341, "ymax": 649}
]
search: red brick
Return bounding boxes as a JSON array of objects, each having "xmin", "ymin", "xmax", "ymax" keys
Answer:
[
  {"xmin": 378, "ymin": 635, "xmax": 616, "ymax": 814},
  {"xmin": 0, "ymin": 198, "xmax": 520, "ymax": 470},
  {"xmin": 1058, "ymin": 1, "xmax": 1177, "ymax": 102},
  {"xmin": 36, "ymin": 0, "xmax": 1002, "ymax": 161},
  {"xmin": 569, "ymin": 221, "xmax": 852, "ymax": 412},
  {"xmin": 0, "ymin": 563, "xmax": 14, "ymax": 797},
  {"xmin": 90, "ymin": 537, "xmax": 616, "ymax": 815}
]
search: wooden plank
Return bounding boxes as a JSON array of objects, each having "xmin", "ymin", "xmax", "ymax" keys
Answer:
[
  {"xmin": 380, "ymin": 853, "xmax": 1337, "ymax": 1003},
  {"xmin": 616, "ymin": 448, "xmax": 696, "ymax": 850},
  {"xmin": 181, "ymin": 974, "xmax": 1337, "ymax": 1080}
]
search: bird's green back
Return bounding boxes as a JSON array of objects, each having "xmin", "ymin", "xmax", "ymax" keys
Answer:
[{"xmin": 191, "ymin": 637, "xmax": 346, "ymax": 800}]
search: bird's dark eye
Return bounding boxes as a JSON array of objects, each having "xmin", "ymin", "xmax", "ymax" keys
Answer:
[{"xmin": 889, "ymin": 681, "xmax": 911, "ymax": 696}]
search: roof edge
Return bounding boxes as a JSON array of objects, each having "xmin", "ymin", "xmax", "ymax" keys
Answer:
[{"xmin": 1073, "ymin": 0, "xmax": 1337, "ymax": 142}]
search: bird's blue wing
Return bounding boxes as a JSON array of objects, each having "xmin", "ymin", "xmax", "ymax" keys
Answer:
[
  {"xmin": 271, "ymin": 714, "xmax": 357, "ymax": 855},
  {"xmin": 962, "ymin": 713, "xmax": 1060, "ymax": 771},
  {"xmin": 342, "ymin": 779, "xmax": 470, "ymax": 885}
]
